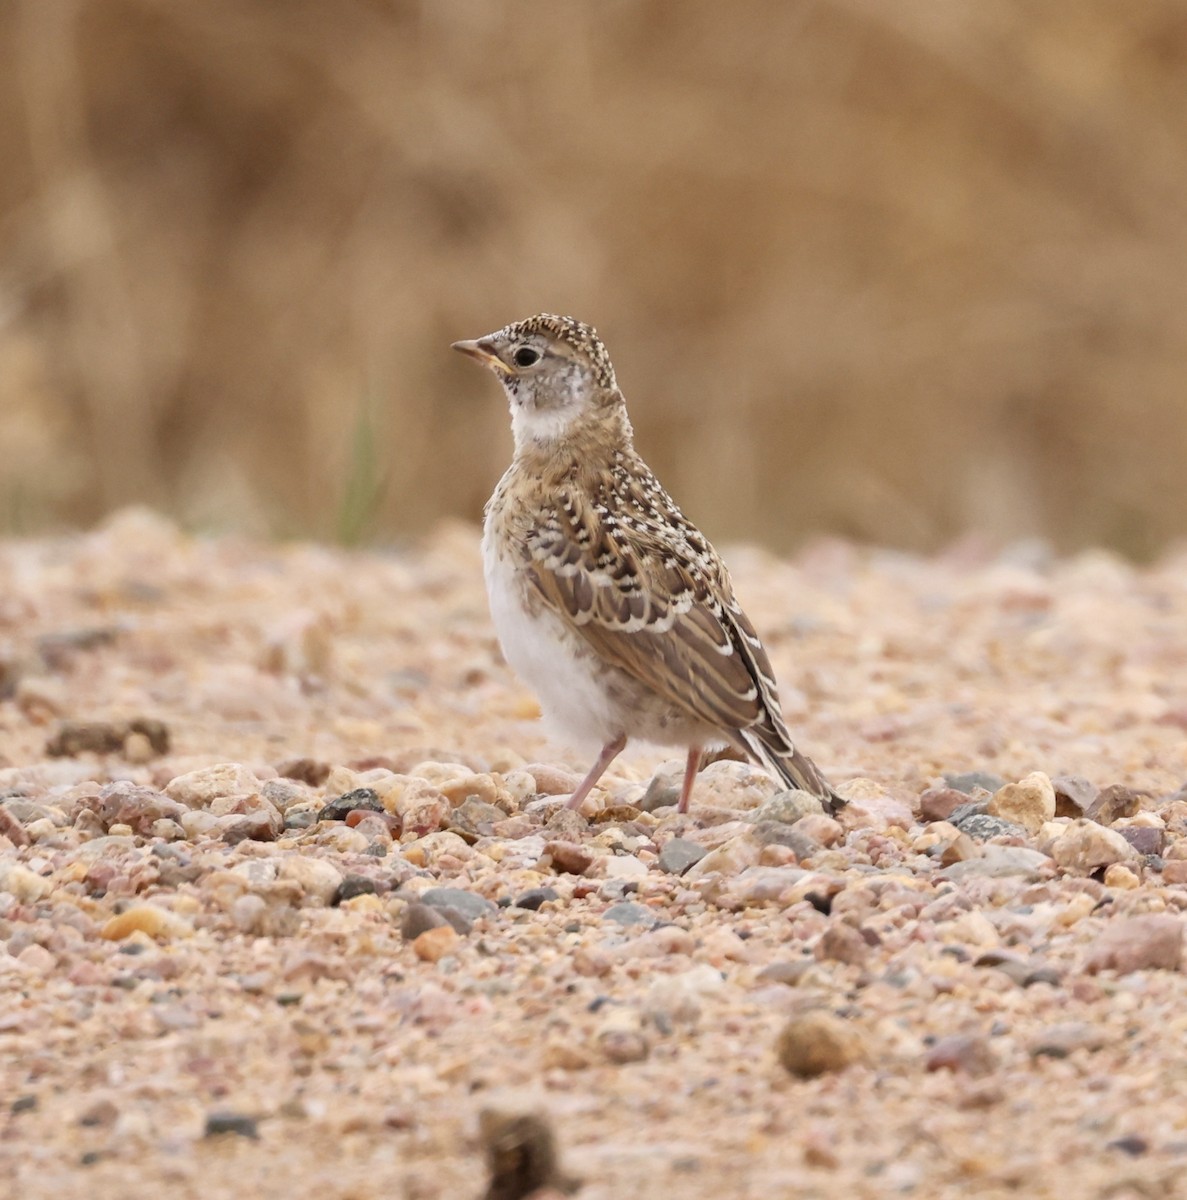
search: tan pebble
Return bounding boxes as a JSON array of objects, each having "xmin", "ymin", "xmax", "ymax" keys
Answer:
[
  {"xmin": 230, "ymin": 894, "xmax": 268, "ymax": 934},
  {"xmin": 543, "ymin": 840, "xmax": 597, "ymax": 876},
  {"xmin": 777, "ymin": 1011, "xmax": 865, "ymax": 1078},
  {"xmin": 572, "ymin": 947, "xmax": 613, "ymax": 977},
  {"xmin": 108, "ymin": 823, "xmax": 134, "ymax": 838},
  {"xmin": 402, "ymin": 846, "xmax": 427, "ymax": 867},
  {"xmin": 317, "ymin": 825, "xmax": 370, "ymax": 855},
  {"xmin": 815, "ymin": 920, "xmax": 871, "ymax": 965},
  {"xmin": 596, "ymin": 1009, "xmax": 649, "ymax": 1064},
  {"xmin": 394, "ymin": 781, "xmax": 449, "ymax": 835},
  {"xmin": 944, "ymin": 910, "xmax": 999, "ymax": 948},
  {"xmin": 939, "ymin": 833, "xmax": 980, "ymax": 865},
  {"xmin": 1050, "ymin": 820, "xmax": 1139, "ymax": 874},
  {"xmin": 1084, "ymin": 914, "xmax": 1183, "ymax": 974},
  {"xmin": 122, "ymin": 731, "xmax": 155, "ymax": 764},
  {"xmin": 277, "ymin": 857, "xmax": 343, "ymax": 906},
  {"xmin": 599, "ymin": 855, "xmax": 648, "ymax": 881},
  {"xmin": 1055, "ymin": 892, "xmax": 1097, "ymax": 927},
  {"xmin": 101, "ymin": 904, "xmax": 192, "ymax": 941},
  {"xmin": 702, "ymin": 926, "xmax": 759, "ymax": 964},
  {"xmin": 413, "ymin": 830, "xmax": 473, "ymax": 862},
  {"xmin": 794, "ymin": 814, "xmax": 844, "ymax": 847},
  {"xmin": 1103, "ymin": 863, "xmax": 1140, "ymax": 890},
  {"xmin": 523, "ymin": 763, "xmax": 580, "ymax": 796},
  {"xmin": 17, "ymin": 944, "xmax": 56, "ymax": 974},
  {"xmin": 644, "ymin": 964, "xmax": 725, "ymax": 1026},
  {"xmin": 802, "ymin": 1131, "xmax": 840, "ymax": 1169},
  {"xmin": 179, "ymin": 810, "xmax": 219, "ymax": 839},
  {"xmin": 165, "ymin": 763, "xmax": 261, "ymax": 808},
  {"xmin": 499, "ymin": 769, "xmax": 538, "ymax": 807},
  {"xmin": 412, "ymin": 925, "xmax": 459, "ymax": 962},
  {"xmin": 759, "ymin": 844, "xmax": 798, "ymax": 867},
  {"xmin": 0, "ymin": 864, "xmax": 54, "ymax": 902},
  {"xmin": 438, "ymin": 772, "xmax": 508, "ymax": 809},
  {"xmin": 988, "ymin": 772, "xmax": 1056, "ymax": 835},
  {"xmin": 683, "ymin": 834, "xmax": 762, "ymax": 879},
  {"xmin": 340, "ymin": 892, "xmax": 383, "ymax": 914},
  {"xmin": 542, "ymin": 1040, "xmax": 594, "ymax": 1071}
]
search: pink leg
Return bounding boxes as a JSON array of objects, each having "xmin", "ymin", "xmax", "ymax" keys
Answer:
[
  {"xmin": 677, "ymin": 745, "xmax": 703, "ymax": 814},
  {"xmin": 565, "ymin": 734, "xmax": 628, "ymax": 810}
]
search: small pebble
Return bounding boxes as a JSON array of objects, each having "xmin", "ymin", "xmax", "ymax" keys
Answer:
[{"xmin": 777, "ymin": 1011, "xmax": 865, "ymax": 1078}]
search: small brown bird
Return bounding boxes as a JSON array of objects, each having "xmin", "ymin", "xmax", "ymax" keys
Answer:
[{"xmin": 453, "ymin": 314, "xmax": 843, "ymax": 816}]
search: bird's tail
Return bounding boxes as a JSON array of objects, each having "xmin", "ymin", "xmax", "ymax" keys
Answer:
[{"xmin": 738, "ymin": 727, "xmax": 846, "ymax": 816}]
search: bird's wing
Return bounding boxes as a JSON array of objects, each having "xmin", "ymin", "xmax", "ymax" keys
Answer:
[{"xmin": 520, "ymin": 481, "xmax": 784, "ymax": 738}]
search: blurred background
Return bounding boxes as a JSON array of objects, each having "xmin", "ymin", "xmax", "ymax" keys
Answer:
[{"xmin": 1, "ymin": 0, "xmax": 1185, "ymax": 556}]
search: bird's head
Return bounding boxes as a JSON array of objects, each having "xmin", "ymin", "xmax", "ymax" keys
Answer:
[{"xmin": 453, "ymin": 314, "xmax": 623, "ymax": 449}]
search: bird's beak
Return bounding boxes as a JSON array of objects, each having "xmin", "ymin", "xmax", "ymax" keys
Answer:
[{"xmin": 451, "ymin": 338, "xmax": 510, "ymax": 375}]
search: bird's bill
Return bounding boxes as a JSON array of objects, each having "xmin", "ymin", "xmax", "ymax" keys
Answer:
[{"xmin": 451, "ymin": 338, "xmax": 511, "ymax": 374}]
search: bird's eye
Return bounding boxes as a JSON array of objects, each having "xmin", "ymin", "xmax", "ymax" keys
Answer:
[{"xmin": 512, "ymin": 346, "xmax": 540, "ymax": 368}]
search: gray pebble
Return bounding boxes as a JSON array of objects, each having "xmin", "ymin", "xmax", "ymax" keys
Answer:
[
  {"xmin": 657, "ymin": 838, "xmax": 706, "ymax": 875},
  {"xmin": 204, "ymin": 1111, "xmax": 259, "ymax": 1139},
  {"xmin": 948, "ymin": 800, "xmax": 991, "ymax": 826},
  {"xmin": 601, "ymin": 901, "xmax": 658, "ymax": 927},
  {"xmin": 749, "ymin": 790, "xmax": 824, "ymax": 826},
  {"xmin": 334, "ymin": 874, "xmax": 377, "ymax": 905},
  {"xmin": 320, "ymin": 787, "xmax": 382, "ymax": 821},
  {"xmin": 514, "ymin": 887, "xmax": 559, "ymax": 911},
  {"xmin": 954, "ymin": 812, "xmax": 1027, "ymax": 841},
  {"xmin": 945, "ymin": 771, "xmax": 1008, "ymax": 795},
  {"xmin": 750, "ymin": 821, "xmax": 821, "ymax": 859},
  {"xmin": 400, "ymin": 901, "xmax": 453, "ymax": 940},
  {"xmin": 638, "ymin": 775, "xmax": 681, "ymax": 813},
  {"xmin": 421, "ymin": 886, "xmax": 497, "ymax": 922}
]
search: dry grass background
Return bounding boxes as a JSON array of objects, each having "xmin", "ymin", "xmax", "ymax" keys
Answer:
[{"xmin": 1, "ymin": 0, "xmax": 1186, "ymax": 555}]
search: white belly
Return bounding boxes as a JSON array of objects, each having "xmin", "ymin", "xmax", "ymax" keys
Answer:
[{"xmin": 482, "ymin": 530, "xmax": 621, "ymax": 747}]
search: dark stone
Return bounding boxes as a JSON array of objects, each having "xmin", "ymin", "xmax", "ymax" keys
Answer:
[
  {"xmin": 601, "ymin": 901, "xmax": 658, "ymax": 928},
  {"xmin": 1107, "ymin": 1135, "xmax": 1148, "ymax": 1157},
  {"xmin": 421, "ymin": 887, "xmax": 497, "ymax": 922},
  {"xmin": 334, "ymin": 874, "xmax": 377, "ymax": 905},
  {"xmin": 750, "ymin": 822, "xmax": 821, "ymax": 859},
  {"xmin": 44, "ymin": 717, "xmax": 169, "ymax": 759},
  {"xmin": 514, "ymin": 887, "xmax": 559, "ymax": 911},
  {"xmin": 1118, "ymin": 826, "xmax": 1165, "ymax": 857},
  {"xmin": 639, "ymin": 774, "xmax": 682, "ymax": 813},
  {"xmin": 1052, "ymin": 775, "xmax": 1098, "ymax": 818},
  {"xmin": 480, "ymin": 1111, "xmax": 578, "ymax": 1200},
  {"xmin": 400, "ymin": 902, "xmax": 452, "ymax": 941},
  {"xmin": 944, "ymin": 772, "xmax": 1007, "ymax": 795},
  {"xmin": 919, "ymin": 787, "xmax": 968, "ymax": 823},
  {"xmin": 1086, "ymin": 784, "xmax": 1143, "ymax": 826},
  {"xmin": 948, "ymin": 800, "xmax": 991, "ymax": 826},
  {"xmin": 657, "ymin": 838, "xmax": 706, "ymax": 875},
  {"xmin": 204, "ymin": 1111, "xmax": 259, "ymax": 1139},
  {"xmin": 125, "ymin": 718, "xmax": 170, "ymax": 755},
  {"xmin": 11, "ymin": 1095, "xmax": 37, "ymax": 1114},
  {"xmin": 276, "ymin": 758, "xmax": 332, "ymax": 787},
  {"xmin": 45, "ymin": 721, "xmax": 124, "ymax": 757},
  {"xmin": 955, "ymin": 812, "xmax": 1027, "ymax": 841},
  {"xmin": 221, "ymin": 809, "xmax": 282, "ymax": 845},
  {"xmin": 284, "ymin": 810, "xmax": 318, "ymax": 830},
  {"xmin": 320, "ymin": 788, "xmax": 382, "ymax": 821}
]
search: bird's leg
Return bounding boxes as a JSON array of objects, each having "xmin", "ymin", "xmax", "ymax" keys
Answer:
[
  {"xmin": 676, "ymin": 745, "xmax": 704, "ymax": 814},
  {"xmin": 565, "ymin": 734, "xmax": 628, "ymax": 810}
]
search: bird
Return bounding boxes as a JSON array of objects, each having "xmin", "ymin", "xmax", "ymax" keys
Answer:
[{"xmin": 452, "ymin": 313, "xmax": 844, "ymax": 817}]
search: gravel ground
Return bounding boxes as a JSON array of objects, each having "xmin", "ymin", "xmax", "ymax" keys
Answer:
[{"xmin": 2, "ymin": 509, "xmax": 1187, "ymax": 1200}]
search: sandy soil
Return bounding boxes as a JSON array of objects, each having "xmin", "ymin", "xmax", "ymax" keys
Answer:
[{"xmin": 2, "ymin": 509, "xmax": 1187, "ymax": 1200}]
